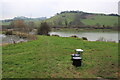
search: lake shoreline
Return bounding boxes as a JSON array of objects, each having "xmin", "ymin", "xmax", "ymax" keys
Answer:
[
  {"xmin": 49, "ymin": 30, "xmax": 118, "ymax": 43},
  {"xmin": 51, "ymin": 28, "xmax": 118, "ymax": 32},
  {"xmin": 1, "ymin": 29, "xmax": 118, "ymax": 45}
]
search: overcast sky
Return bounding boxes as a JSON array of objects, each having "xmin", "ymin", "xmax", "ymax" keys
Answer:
[{"xmin": 0, "ymin": 0, "xmax": 119, "ymax": 20}]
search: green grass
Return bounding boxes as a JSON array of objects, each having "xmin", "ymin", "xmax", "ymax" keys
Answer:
[
  {"xmin": 1, "ymin": 22, "xmax": 11, "ymax": 26},
  {"xmin": 81, "ymin": 15, "xmax": 118, "ymax": 26},
  {"xmin": 2, "ymin": 36, "xmax": 118, "ymax": 78}
]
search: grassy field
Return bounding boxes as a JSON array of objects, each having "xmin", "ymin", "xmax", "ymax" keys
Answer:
[
  {"xmin": 2, "ymin": 36, "xmax": 118, "ymax": 78},
  {"xmin": 81, "ymin": 15, "xmax": 118, "ymax": 26}
]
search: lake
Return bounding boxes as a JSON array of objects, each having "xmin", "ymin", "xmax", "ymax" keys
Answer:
[
  {"xmin": 50, "ymin": 31, "xmax": 119, "ymax": 43},
  {"xmin": 0, "ymin": 31, "xmax": 119, "ymax": 44}
]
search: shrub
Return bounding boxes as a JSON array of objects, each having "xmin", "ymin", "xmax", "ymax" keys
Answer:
[
  {"xmin": 70, "ymin": 35, "xmax": 78, "ymax": 38},
  {"xmin": 52, "ymin": 34, "xmax": 60, "ymax": 37},
  {"xmin": 82, "ymin": 37, "xmax": 88, "ymax": 40},
  {"xmin": 37, "ymin": 22, "xmax": 51, "ymax": 35},
  {"xmin": 5, "ymin": 30, "xmax": 13, "ymax": 35}
]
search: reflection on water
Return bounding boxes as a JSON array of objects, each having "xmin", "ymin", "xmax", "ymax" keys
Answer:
[{"xmin": 50, "ymin": 31, "xmax": 118, "ymax": 43}]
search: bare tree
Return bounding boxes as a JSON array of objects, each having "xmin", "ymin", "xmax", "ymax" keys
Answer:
[{"xmin": 10, "ymin": 20, "xmax": 28, "ymax": 33}]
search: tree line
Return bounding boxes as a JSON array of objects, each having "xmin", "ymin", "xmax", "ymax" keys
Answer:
[{"xmin": 2, "ymin": 19, "xmax": 51, "ymax": 35}]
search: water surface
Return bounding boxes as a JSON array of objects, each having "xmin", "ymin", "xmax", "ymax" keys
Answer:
[
  {"xmin": 0, "ymin": 31, "xmax": 118, "ymax": 44},
  {"xmin": 50, "ymin": 31, "xmax": 118, "ymax": 42}
]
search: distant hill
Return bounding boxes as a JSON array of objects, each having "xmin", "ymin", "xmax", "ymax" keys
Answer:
[
  {"xmin": 13, "ymin": 16, "xmax": 47, "ymax": 20},
  {"xmin": 45, "ymin": 11, "xmax": 118, "ymax": 29},
  {"xmin": 1, "ymin": 16, "xmax": 47, "ymax": 26},
  {"xmin": 1, "ymin": 11, "xmax": 119, "ymax": 30}
]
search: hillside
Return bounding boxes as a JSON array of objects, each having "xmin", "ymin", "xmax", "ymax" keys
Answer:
[
  {"xmin": 2, "ymin": 36, "xmax": 118, "ymax": 78},
  {"xmin": 46, "ymin": 11, "xmax": 118, "ymax": 28},
  {"xmin": 81, "ymin": 15, "xmax": 118, "ymax": 26},
  {"xmin": 1, "ymin": 11, "xmax": 119, "ymax": 30}
]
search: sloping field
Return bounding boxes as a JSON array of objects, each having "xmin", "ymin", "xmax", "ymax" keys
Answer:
[{"xmin": 2, "ymin": 36, "xmax": 118, "ymax": 78}]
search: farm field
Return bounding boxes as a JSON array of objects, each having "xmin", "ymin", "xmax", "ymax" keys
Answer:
[{"xmin": 81, "ymin": 15, "xmax": 118, "ymax": 26}]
